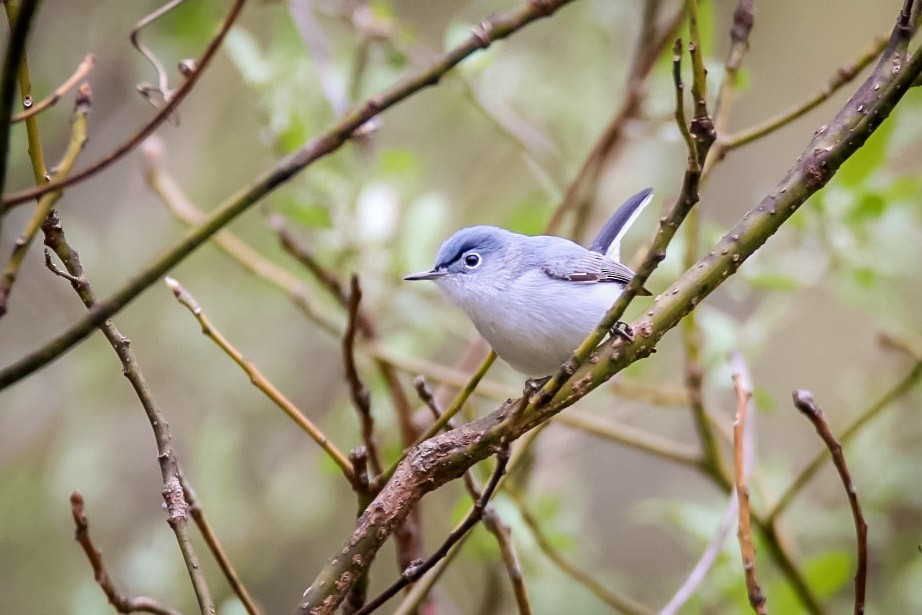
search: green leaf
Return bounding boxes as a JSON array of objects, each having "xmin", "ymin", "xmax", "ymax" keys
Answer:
[
  {"xmin": 501, "ymin": 194, "xmax": 552, "ymax": 236},
  {"xmin": 770, "ymin": 550, "xmax": 853, "ymax": 612},
  {"xmin": 224, "ymin": 27, "xmax": 273, "ymax": 85},
  {"xmin": 746, "ymin": 272, "xmax": 800, "ymax": 292},
  {"xmin": 846, "ymin": 192, "xmax": 886, "ymax": 225},
  {"xmin": 277, "ymin": 200, "xmax": 333, "ymax": 229},
  {"xmin": 752, "ymin": 387, "xmax": 776, "ymax": 413},
  {"xmin": 376, "ymin": 149, "xmax": 420, "ymax": 180},
  {"xmin": 853, "ymin": 266, "xmax": 877, "ymax": 287}
]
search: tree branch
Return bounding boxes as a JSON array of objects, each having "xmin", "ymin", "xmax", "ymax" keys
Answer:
[
  {"xmin": 10, "ymin": 52, "xmax": 95, "ymax": 123},
  {"xmin": 0, "ymin": 0, "xmax": 41, "ymax": 201},
  {"xmin": 792, "ymin": 391, "xmax": 867, "ymax": 615},
  {"xmin": 0, "ymin": 84, "xmax": 89, "ymax": 317},
  {"xmin": 70, "ymin": 492, "xmax": 183, "ymax": 615},
  {"xmin": 165, "ymin": 277, "xmax": 356, "ymax": 486},
  {"xmin": 42, "ymin": 217, "xmax": 214, "ymax": 613},
  {"xmin": 768, "ymin": 359, "xmax": 922, "ymax": 522},
  {"xmin": 351, "ymin": 444, "xmax": 511, "ymax": 615},
  {"xmin": 732, "ymin": 372, "xmax": 766, "ymax": 615}
]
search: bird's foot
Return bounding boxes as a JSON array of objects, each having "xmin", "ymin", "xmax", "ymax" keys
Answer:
[
  {"xmin": 525, "ymin": 376, "xmax": 551, "ymax": 392},
  {"xmin": 609, "ymin": 320, "xmax": 634, "ymax": 343}
]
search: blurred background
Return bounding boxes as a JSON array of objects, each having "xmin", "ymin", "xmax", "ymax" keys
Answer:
[{"xmin": 1, "ymin": 0, "xmax": 921, "ymax": 613}]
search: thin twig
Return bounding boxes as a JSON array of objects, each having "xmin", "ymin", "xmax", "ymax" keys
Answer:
[
  {"xmin": 769, "ymin": 360, "xmax": 922, "ymax": 522},
  {"xmin": 0, "ymin": 84, "xmax": 90, "ymax": 318},
  {"xmin": 354, "ymin": 444, "xmax": 511, "ymax": 615},
  {"xmin": 659, "ymin": 353, "xmax": 753, "ymax": 615},
  {"xmin": 720, "ymin": 36, "xmax": 888, "ymax": 152},
  {"xmin": 272, "ymin": 217, "xmax": 420, "ymax": 449},
  {"xmin": 1, "ymin": 0, "xmax": 247, "ymax": 211},
  {"xmin": 792, "ymin": 391, "xmax": 867, "ymax": 615},
  {"xmin": 390, "ymin": 542, "xmax": 465, "ymax": 615},
  {"xmin": 553, "ymin": 409, "xmax": 701, "ymax": 467},
  {"xmin": 381, "ymin": 352, "xmax": 496, "ymax": 483},
  {"xmin": 274, "ymin": 220, "xmax": 354, "ymax": 323},
  {"xmin": 732, "ymin": 372, "xmax": 767, "ymax": 615},
  {"xmin": 465, "ymin": 475, "xmax": 532, "ymax": 615},
  {"xmin": 165, "ymin": 276, "xmax": 356, "ymax": 485},
  {"xmin": 344, "ymin": 275, "xmax": 383, "ymax": 476},
  {"xmin": 2, "ymin": 0, "xmax": 47, "ymax": 186},
  {"xmin": 43, "ymin": 218, "xmax": 214, "ymax": 613},
  {"xmin": 414, "ymin": 377, "xmax": 533, "ymax": 614},
  {"xmin": 11, "ymin": 52, "xmax": 95, "ymax": 123},
  {"xmin": 130, "ymin": 0, "xmax": 191, "ymax": 111},
  {"xmin": 516, "ymin": 497, "xmax": 653, "ymax": 615},
  {"xmin": 179, "ymin": 475, "xmax": 264, "ymax": 615},
  {"xmin": 70, "ymin": 492, "xmax": 183, "ymax": 615}
]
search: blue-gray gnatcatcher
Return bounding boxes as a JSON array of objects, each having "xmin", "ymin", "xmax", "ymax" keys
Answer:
[{"xmin": 405, "ymin": 189, "xmax": 654, "ymax": 376}]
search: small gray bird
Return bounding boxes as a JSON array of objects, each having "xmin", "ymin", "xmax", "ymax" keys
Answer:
[{"xmin": 405, "ymin": 189, "xmax": 654, "ymax": 376}]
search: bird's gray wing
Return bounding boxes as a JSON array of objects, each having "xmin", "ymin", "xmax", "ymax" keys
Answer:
[{"xmin": 541, "ymin": 251, "xmax": 636, "ymax": 284}]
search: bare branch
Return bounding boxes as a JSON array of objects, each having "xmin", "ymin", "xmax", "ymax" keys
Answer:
[
  {"xmin": 414, "ymin": 376, "xmax": 532, "ymax": 614},
  {"xmin": 792, "ymin": 391, "xmax": 867, "ymax": 615},
  {"xmin": 769, "ymin": 360, "xmax": 922, "ymax": 521},
  {"xmin": 11, "ymin": 52, "xmax": 95, "ymax": 123},
  {"xmin": 0, "ymin": 0, "xmax": 41, "ymax": 200},
  {"xmin": 0, "ymin": 85, "xmax": 90, "ymax": 317},
  {"xmin": 130, "ymin": 0, "xmax": 191, "ymax": 112},
  {"xmin": 721, "ymin": 36, "xmax": 888, "ymax": 152},
  {"xmin": 70, "ymin": 492, "xmax": 183, "ymax": 615},
  {"xmin": 344, "ymin": 275, "xmax": 383, "ymax": 476},
  {"xmin": 43, "ymin": 217, "xmax": 214, "ymax": 613},
  {"xmin": 165, "ymin": 276, "xmax": 356, "ymax": 485},
  {"xmin": 660, "ymin": 497, "xmax": 738, "ymax": 615},
  {"xmin": 179, "ymin": 476, "xmax": 264, "ymax": 615},
  {"xmin": 553, "ymin": 409, "xmax": 701, "ymax": 467},
  {"xmin": 732, "ymin": 372, "xmax": 767, "ymax": 615}
]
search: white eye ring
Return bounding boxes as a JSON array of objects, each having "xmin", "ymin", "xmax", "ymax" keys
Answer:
[{"xmin": 463, "ymin": 253, "xmax": 482, "ymax": 268}]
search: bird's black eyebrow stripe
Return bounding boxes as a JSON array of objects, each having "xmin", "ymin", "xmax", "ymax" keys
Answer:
[{"xmin": 436, "ymin": 241, "xmax": 477, "ymax": 269}]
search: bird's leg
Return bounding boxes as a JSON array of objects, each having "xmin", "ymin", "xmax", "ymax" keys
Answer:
[
  {"xmin": 525, "ymin": 376, "xmax": 551, "ymax": 391},
  {"xmin": 609, "ymin": 321, "xmax": 634, "ymax": 343}
]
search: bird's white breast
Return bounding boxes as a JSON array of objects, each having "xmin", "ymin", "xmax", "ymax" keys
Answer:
[{"xmin": 438, "ymin": 270, "xmax": 623, "ymax": 376}]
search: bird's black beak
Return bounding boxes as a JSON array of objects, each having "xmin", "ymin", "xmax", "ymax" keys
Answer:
[{"xmin": 404, "ymin": 269, "xmax": 446, "ymax": 281}]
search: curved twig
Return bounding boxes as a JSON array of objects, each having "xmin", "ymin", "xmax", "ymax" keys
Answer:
[
  {"xmin": 130, "ymin": 0, "xmax": 190, "ymax": 110},
  {"xmin": 11, "ymin": 53, "xmax": 95, "ymax": 123},
  {"xmin": 0, "ymin": 0, "xmax": 247, "ymax": 212},
  {"xmin": 70, "ymin": 492, "xmax": 183, "ymax": 615},
  {"xmin": 792, "ymin": 391, "xmax": 867, "ymax": 615}
]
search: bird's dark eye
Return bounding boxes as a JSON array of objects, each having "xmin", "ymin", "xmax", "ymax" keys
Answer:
[{"xmin": 463, "ymin": 253, "xmax": 482, "ymax": 268}]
